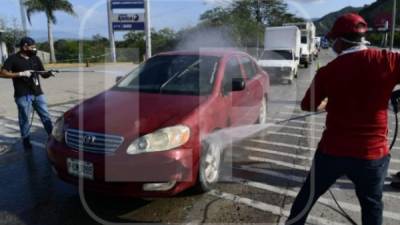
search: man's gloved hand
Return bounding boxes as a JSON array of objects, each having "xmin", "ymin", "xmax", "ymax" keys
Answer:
[
  {"xmin": 40, "ymin": 70, "xmax": 56, "ymax": 79},
  {"xmin": 17, "ymin": 70, "xmax": 32, "ymax": 78}
]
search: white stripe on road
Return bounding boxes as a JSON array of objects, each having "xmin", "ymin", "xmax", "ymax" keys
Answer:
[
  {"xmin": 247, "ymin": 139, "xmax": 400, "ymax": 164},
  {"xmin": 248, "ymin": 155, "xmax": 310, "ymax": 171},
  {"xmin": 232, "ymin": 177, "xmax": 400, "ymax": 222},
  {"xmin": 270, "ymin": 124, "xmax": 324, "ymax": 133},
  {"xmin": 4, "ymin": 117, "xmax": 43, "ymax": 128},
  {"xmin": 31, "ymin": 141, "xmax": 46, "ymax": 149},
  {"xmin": 209, "ymin": 190, "xmax": 348, "ymax": 225},
  {"xmin": 237, "ymin": 165, "xmax": 400, "ymax": 201},
  {"xmin": 249, "ymin": 139, "xmax": 316, "ymax": 151},
  {"xmin": 247, "ymin": 155, "xmax": 397, "ymax": 175},
  {"xmin": 237, "ymin": 145, "xmax": 311, "ymax": 161}
]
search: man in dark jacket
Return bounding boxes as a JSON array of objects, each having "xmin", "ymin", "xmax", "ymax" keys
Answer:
[
  {"xmin": 0, "ymin": 37, "xmax": 53, "ymax": 150},
  {"xmin": 286, "ymin": 14, "xmax": 395, "ymax": 225}
]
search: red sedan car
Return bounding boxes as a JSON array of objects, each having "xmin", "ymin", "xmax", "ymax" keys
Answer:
[{"xmin": 47, "ymin": 50, "xmax": 270, "ymax": 197}]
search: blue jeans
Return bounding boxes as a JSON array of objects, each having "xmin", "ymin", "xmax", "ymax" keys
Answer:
[
  {"xmin": 286, "ymin": 151, "xmax": 390, "ymax": 225},
  {"xmin": 15, "ymin": 95, "xmax": 53, "ymax": 138}
]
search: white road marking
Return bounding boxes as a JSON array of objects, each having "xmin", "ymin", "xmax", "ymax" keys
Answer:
[
  {"xmin": 232, "ymin": 177, "xmax": 400, "ymax": 221},
  {"xmin": 31, "ymin": 141, "xmax": 46, "ymax": 149},
  {"xmin": 268, "ymin": 117, "xmax": 326, "ymax": 127},
  {"xmin": 209, "ymin": 190, "xmax": 349, "ymax": 225},
  {"xmin": 237, "ymin": 165, "xmax": 400, "ymax": 201},
  {"xmin": 249, "ymin": 139, "xmax": 316, "ymax": 151},
  {"xmin": 4, "ymin": 117, "xmax": 42, "ymax": 128},
  {"xmin": 237, "ymin": 145, "xmax": 311, "ymax": 160}
]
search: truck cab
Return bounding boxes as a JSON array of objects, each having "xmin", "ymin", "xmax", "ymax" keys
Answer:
[
  {"xmin": 258, "ymin": 49, "xmax": 299, "ymax": 84},
  {"xmin": 258, "ymin": 26, "xmax": 300, "ymax": 85}
]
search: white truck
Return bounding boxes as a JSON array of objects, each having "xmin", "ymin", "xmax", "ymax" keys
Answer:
[
  {"xmin": 284, "ymin": 22, "xmax": 317, "ymax": 68},
  {"xmin": 258, "ymin": 26, "xmax": 301, "ymax": 84},
  {"xmin": 0, "ymin": 29, "xmax": 8, "ymax": 65}
]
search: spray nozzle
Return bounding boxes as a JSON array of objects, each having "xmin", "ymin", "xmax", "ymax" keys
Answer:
[{"xmin": 391, "ymin": 90, "xmax": 400, "ymax": 114}]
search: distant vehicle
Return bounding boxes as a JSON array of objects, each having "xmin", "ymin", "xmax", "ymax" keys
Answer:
[
  {"xmin": 0, "ymin": 29, "xmax": 8, "ymax": 64},
  {"xmin": 321, "ymin": 36, "xmax": 330, "ymax": 49},
  {"xmin": 284, "ymin": 22, "xmax": 317, "ymax": 68},
  {"xmin": 258, "ymin": 26, "xmax": 301, "ymax": 84},
  {"xmin": 47, "ymin": 50, "xmax": 270, "ymax": 197},
  {"xmin": 314, "ymin": 36, "xmax": 322, "ymax": 50}
]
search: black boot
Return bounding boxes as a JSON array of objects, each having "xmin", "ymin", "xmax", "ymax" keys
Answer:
[{"xmin": 23, "ymin": 137, "xmax": 32, "ymax": 150}]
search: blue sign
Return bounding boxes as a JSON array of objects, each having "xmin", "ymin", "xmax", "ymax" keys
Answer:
[
  {"xmin": 112, "ymin": 22, "xmax": 145, "ymax": 31},
  {"xmin": 111, "ymin": 0, "xmax": 144, "ymax": 9}
]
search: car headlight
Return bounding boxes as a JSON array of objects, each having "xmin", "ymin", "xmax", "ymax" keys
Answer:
[
  {"xmin": 52, "ymin": 117, "xmax": 65, "ymax": 142},
  {"xmin": 127, "ymin": 125, "xmax": 190, "ymax": 155}
]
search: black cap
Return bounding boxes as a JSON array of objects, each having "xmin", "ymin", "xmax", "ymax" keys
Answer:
[{"xmin": 19, "ymin": 37, "xmax": 36, "ymax": 47}]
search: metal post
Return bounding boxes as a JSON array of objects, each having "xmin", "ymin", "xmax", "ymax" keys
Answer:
[
  {"xmin": 145, "ymin": 0, "xmax": 152, "ymax": 59},
  {"xmin": 390, "ymin": 0, "xmax": 397, "ymax": 50},
  {"xmin": 19, "ymin": 0, "xmax": 28, "ymax": 35},
  {"xmin": 107, "ymin": 0, "xmax": 117, "ymax": 62}
]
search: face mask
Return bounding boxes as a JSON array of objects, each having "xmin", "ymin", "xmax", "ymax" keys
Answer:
[
  {"xmin": 24, "ymin": 48, "xmax": 37, "ymax": 57},
  {"xmin": 330, "ymin": 39, "xmax": 340, "ymax": 56}
]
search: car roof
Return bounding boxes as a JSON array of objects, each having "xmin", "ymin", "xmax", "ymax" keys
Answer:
[{"xmin": 156, "ymin": 49, "xmax": 250, "ymax": 58}]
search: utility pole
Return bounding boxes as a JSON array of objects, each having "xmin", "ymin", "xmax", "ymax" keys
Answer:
[
  {"xmin": 390, "ymin": 0, "xmax": 397, "ymax": 50},
  {"xmin": 107, "ymin": 0, "xmax": 117, "ymax": 63},
  {"xmin": 19, "ymin": 0, "xmax": 28, "ymax": 35},
  {"xmin": 145, "ymin": 0, "xmax": 152, "ymax": 59},
  {"xmin": 255, "ymin": 0, "xmax": 261, "ymax": 58}
]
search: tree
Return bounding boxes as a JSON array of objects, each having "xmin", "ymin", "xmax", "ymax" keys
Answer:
[
  {"xmin": 1, "ymin": 18, "xmax": 26, "ymax": 53},
  {"xmin": 24, "ymin": 0, "xmax": 76, "ymax": 63},
  {"xmin": 199, "ymin": 0, "xmax": 304, "ymax": 52}
]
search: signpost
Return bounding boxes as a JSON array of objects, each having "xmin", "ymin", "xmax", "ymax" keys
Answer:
[
  {"xmin": 107, "ymin": 0, "xmax": 151, "ymax": 62},
  {"xmin": 111, "ymin": 0, "xmax": 145, "ymax": 9}
]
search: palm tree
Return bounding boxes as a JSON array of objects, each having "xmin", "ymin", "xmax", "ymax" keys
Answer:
[{"xmin": 24, "ymin": 0, "xmax": 75, "ymax": 63}]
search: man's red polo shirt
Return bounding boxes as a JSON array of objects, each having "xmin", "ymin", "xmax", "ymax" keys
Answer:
[{"xmin": 301, "ymin": 48, "xmax": 400, "ymax": 160}]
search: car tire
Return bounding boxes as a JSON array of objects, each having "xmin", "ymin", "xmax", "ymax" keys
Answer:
[
  {"xmin": 257, "ymin": 96, "xmax": 268, "ymax": 124},
  {"xmin": 195, "ymin": 141, "xmax": 222, "ymax": 193}
]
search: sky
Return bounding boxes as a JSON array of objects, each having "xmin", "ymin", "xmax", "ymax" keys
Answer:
[{"xmin": 0, "ymin": 0, "xmax": 377, "ymax": 40}]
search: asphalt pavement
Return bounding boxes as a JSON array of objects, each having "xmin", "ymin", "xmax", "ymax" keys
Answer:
[{"xmin": 0, "ymin": 51, "xmax": 400, "ymax": 225}]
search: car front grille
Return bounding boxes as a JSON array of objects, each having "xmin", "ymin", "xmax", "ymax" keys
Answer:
[{"xmin": 65, "ymin": 129, "xmax": 124, "ymax": 155}]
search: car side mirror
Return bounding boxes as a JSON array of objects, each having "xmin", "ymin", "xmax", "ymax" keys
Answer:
[
  {"xmin": 223, "ymin": 78, "xmax": 246, "ymax": 95},
  {"xmin": 115, "ymin": 76, "xmax": 123, "ymax": 83}
]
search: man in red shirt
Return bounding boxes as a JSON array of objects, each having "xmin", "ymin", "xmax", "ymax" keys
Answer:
[{"xmin": 286, "ymin": 14, "xmax": 394, "ymax": 225}]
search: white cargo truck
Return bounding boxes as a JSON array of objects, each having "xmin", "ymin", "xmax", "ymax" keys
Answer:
[
  {"xmin": 284, "ymin": 22, "xmax": 316, "ymax": 68},
  {"xmin": 258, "ymin": 26, "xmax": 301, "ymax": 84},
  {"xmin": 0, "ymin": 29, "xmax": 7, "ymax": 65}
]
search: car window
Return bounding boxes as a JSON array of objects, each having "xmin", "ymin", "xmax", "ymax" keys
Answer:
[
  {"xmin": 224, "ymin": 57, "xmax": 243, "ymax": 85},
  {"xmin": 116, "ymin": 55, "xmax": 220, "ymax": 95},
  {"xmin": 240, "ymin": 56, "xmax": 257, "ymax": 80}
]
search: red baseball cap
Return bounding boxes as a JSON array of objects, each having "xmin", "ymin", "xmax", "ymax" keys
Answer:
[{"xmin": 327, "ymin": 13, "xmax": 368, "ymax": 39}]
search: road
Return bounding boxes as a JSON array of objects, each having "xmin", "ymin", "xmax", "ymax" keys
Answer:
[{"xmin": 0, "ymin": 50, "xmax": 399, "ymax": 225}]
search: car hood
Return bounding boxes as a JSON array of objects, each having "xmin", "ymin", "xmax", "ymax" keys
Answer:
[
  {"xmin": 258, "ymin": 60, "xmax": 294, "ymax": 68},
  {"xmin": 66, "ymin": 90, "xmax": 208, "ymax": 138}
]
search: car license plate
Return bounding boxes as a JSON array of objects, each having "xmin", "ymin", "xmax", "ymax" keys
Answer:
[{"xmin": 67, "ymin": 158, "xmax": 94, "ymax": 180}]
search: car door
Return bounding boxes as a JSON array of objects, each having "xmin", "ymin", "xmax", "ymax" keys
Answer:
[
  {"xmin": 222, "ymin": 56, "xmax": 249, "ymax": 126},
  {"xmin": 240, "ymin": 55, "xmax": 265, "ymax": 124}
]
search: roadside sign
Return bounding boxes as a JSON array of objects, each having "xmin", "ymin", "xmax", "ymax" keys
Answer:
[
  {"xmin": 111, "ymin": 0, "xmax": 144, "ymax": 9},
  {"xmin": 112, "ymin": 22, "xmax": 145, "ymax": 31},
  {"xmin": 112, "ymin": 13, "xmax": 144, "ymax": 23}
]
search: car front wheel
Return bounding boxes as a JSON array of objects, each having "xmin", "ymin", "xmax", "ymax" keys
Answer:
[{"xmin": 196, "ymin": 142, "xmax": 222, "ymax": 192}]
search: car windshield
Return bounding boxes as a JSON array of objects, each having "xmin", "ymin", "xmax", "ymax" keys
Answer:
[
  {"xmin": 115, "ymin": 55, "xmax": 220, "ymax": 95},
  {"xmin": 261, "ymin": 50, "xmax": 293, "ymax": 60}
]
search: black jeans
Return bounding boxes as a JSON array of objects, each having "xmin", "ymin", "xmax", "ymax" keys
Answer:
[{"xmin": 286, "ymin": 151, "xmax": 390, "ymax": 225}]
